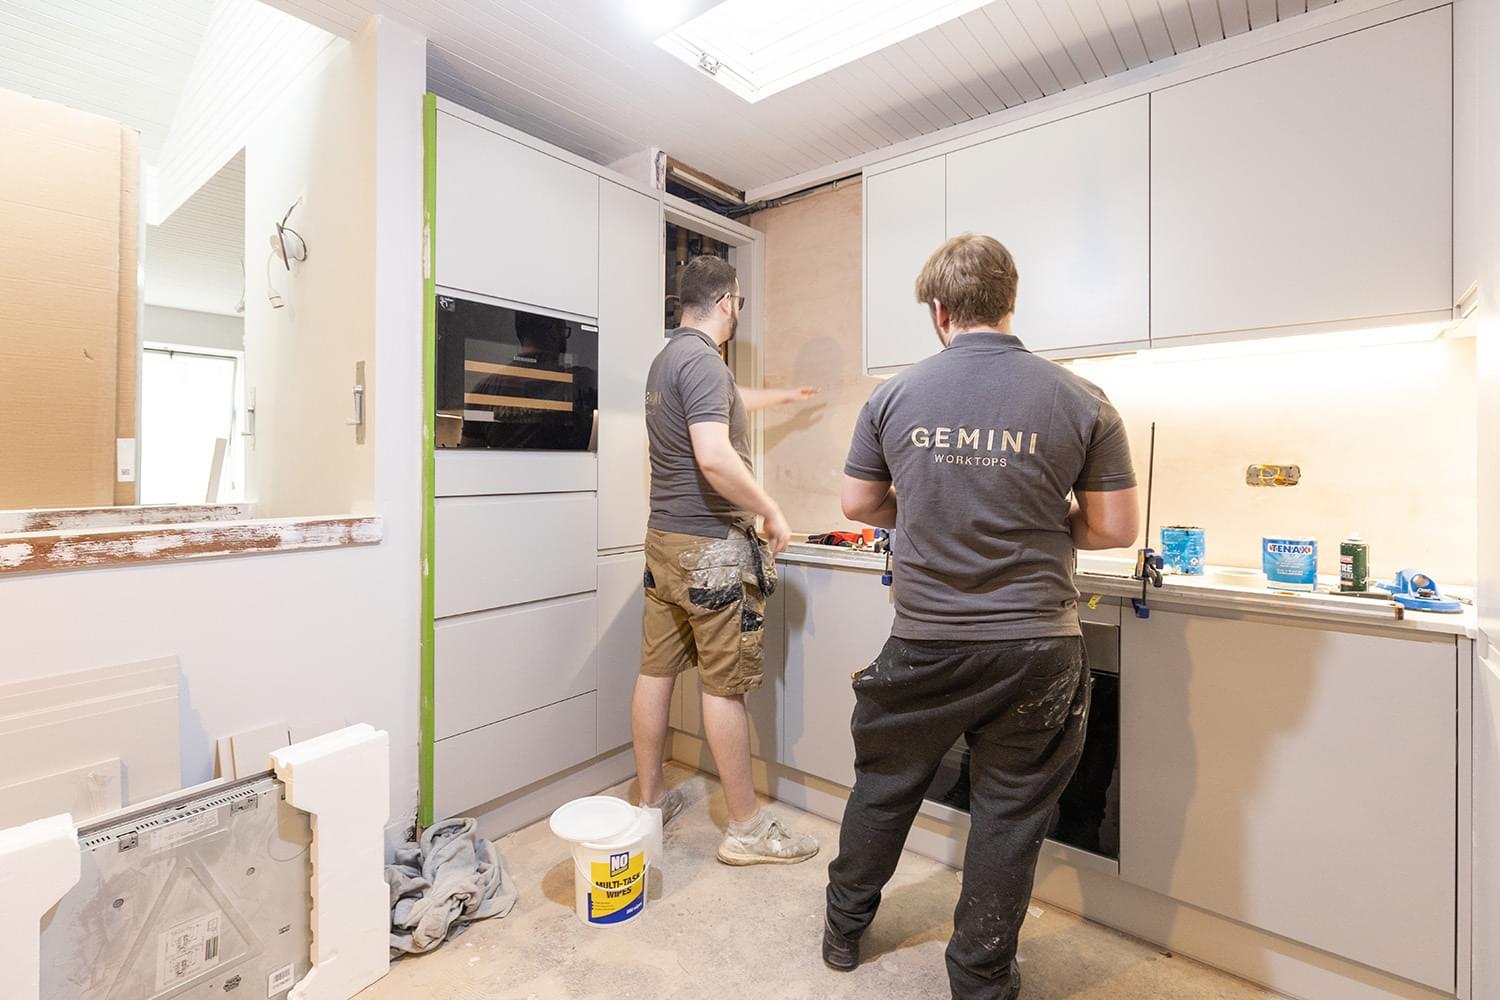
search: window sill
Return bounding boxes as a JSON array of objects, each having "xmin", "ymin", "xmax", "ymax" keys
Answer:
[{"xmin": 0, "ymin": 515, "xmax": 383, "ymax": 576}]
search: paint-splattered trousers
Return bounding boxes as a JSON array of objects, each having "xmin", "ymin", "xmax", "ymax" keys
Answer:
[
  {"xmin": 639, "ymin": 527, "xmax": 776, "ymax": 697},
  {"xmin": 826, "ymin": 635, "xmax": 1090, "ymax": 1000}
]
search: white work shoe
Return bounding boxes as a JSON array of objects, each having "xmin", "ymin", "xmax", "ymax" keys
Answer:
[
  {"xmin": 644, "ymin": 787, "xmax": 686, "ymax": 829},
  {"xmin": 716, "ymin": 812, "xmax": 819, "ymax": 866}
]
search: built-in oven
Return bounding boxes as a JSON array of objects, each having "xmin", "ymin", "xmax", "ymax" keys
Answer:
[
  {"xmin": 924, "ymin": 606, "xmax": 1121, "ymax": 863},
  {"xmin": 435, "ymin": 294, "xmax": 599, "ymax": 451}
]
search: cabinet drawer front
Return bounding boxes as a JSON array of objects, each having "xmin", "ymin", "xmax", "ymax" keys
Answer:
[
  {"xmin": 435, "ymin": 450, "xmax": 596, "ymax": 497},
  {"xmin": 436, "ymin": 593, "xmax": 598, "ymax": 740},
  {"xmin": 435, "ymin": 493, "xmax": 597, "ymax": 617},
  {"xmin": 434, "ymin": 693, "xmax": 597, "ymax": 820}
]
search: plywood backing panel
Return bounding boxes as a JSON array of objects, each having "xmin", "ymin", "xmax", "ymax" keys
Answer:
[
  {"xmin": 0, "ymin": 89, "xmax": 123, "ymax": 509},
  {"xmin": 748, "ymin": 181, "xmax": 880, "ymax": 533}
]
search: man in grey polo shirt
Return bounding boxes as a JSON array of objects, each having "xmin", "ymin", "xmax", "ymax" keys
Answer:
[
  {"xmin": 632, "ymin": 255, "xmax": 820, "ymax": 866},
  {"xmin": 822, "ymin": 234, "xmax": 1141, "ymax": 999}
]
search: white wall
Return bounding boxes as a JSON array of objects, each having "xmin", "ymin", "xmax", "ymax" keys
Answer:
[
  {"xmin": 242, "ymin": 31, "xmax": 378, "ymax": 518},
  {"xmin": 153, "ymin": 0, "xmax": 338, "ymax": 224},
  {"xmin": 144, "ymin": 305, "xmax": 244, "ymax": 353},
  {"xmin": 0, "ymin": 15, "xmax": 427, "ymax": 840},
  {"xmin": 1069, "ymin": 336, "xmax": 1477, "ymax": 586}
]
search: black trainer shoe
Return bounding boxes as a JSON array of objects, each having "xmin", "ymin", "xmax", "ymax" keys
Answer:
[{"xmin": 822, "ymin": 919, "xmax": 861, "ymax": 971}]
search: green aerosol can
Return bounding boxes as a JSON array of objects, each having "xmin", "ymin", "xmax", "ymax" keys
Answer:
[{"xmin": 1340, "ymin": 534, "xmax": 1370, "ymax": 592}]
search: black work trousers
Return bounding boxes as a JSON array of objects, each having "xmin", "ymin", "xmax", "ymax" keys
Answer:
[{"xmin": 825, "ymin": 634, "xmax": 1090, "ymax": 1000}]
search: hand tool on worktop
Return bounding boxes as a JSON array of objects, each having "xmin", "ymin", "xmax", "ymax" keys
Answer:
[
  {"xmin": 1131, "ymin": 422, "xmax": 1164, "ymax": 619},
  {"xmin": 1377, "ymin": 569, "xmax": 1464, "ymax": 613}
]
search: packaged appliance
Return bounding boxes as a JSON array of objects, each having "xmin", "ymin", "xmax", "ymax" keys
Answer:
[
  {"xmin": 435, "ymin": 294, "xmax": 599, "ymax": 451},
  {"xmin": 40, "ymin": 773, "xmax": 312, "ymax": 1000}
]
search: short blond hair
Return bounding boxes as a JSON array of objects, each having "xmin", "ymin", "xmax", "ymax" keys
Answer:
[{"xmin": 914, "ymin": 233, "xmax": 1018, "ymax": 328}]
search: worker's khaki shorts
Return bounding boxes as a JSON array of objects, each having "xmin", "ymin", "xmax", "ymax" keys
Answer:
[{"xmin": 641, "ymin": 527, "xmax": 777, "ymax": 697}]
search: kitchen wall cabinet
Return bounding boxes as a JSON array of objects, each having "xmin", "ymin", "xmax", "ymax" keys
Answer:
[
  {"xmin": 596, "ymin": 551, "xmax": 646, "ymax": 753},
  {"xmin": 1150, "ymin": 7, "xmax": 1452, "ymax": 342},
  {"xmin": 435, "ymin": 111, "xmax": 600, "ymax": 318},
  {"xmin": 864, "ymin": 157, "xmax": 946, "ymax": 373},
  {"xmin": 434, "ymin": 493, "xmax": 597, "ymax": 617},
  {"xmin": 597, "ymin": 181, "xmax": 662, "ymax": 552},
  {"xmin": 946, "ymin": 98, "xmax": 1149, "ymax": 356},
  {"xmin": 1120, "ymin": 611, "xmax": 1457, "ymax": 992},
  {"xmin": 781, "ymin": 561, "xmax": 895, "ymax": 787}
]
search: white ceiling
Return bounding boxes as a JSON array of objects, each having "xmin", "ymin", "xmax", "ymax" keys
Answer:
[
  {"xmin": 261, "ymin": 0, "xmax": 1343, "ymax": 195},
  {"xmin": 0, "ymin": 0, "xmax": 216, "ymax": 164},
  {"xmin": 145, "ymin": 151, "xmax": 246, "ymax": 316}
]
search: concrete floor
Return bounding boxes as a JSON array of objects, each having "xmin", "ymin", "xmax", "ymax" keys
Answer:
[{"xmin": 362, "ymin": 764, "xmax": 1281, "ymax": 1000}]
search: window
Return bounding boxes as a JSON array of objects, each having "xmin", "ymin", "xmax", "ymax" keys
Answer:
[{"xmin": 139, "ymin": 348, "xmax": 243, "ymax": 505}]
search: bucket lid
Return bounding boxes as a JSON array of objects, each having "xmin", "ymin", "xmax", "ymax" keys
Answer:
[{"xmin": 550, "ymin": 796, "xmax": 639, "ymax": 844}]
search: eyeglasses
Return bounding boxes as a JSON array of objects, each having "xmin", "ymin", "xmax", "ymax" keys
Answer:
[{"xmin": 717, "ymin": 291, "xmax": 746, "ymax": 310}]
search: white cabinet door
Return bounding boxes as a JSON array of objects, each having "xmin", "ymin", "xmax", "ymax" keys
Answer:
[
  {"xmin": 596, "ymin": 551, "xmax": 645, "ymax": 753},
  {"xmin": 597, "ymin": 181, "xmax": 661, "ymax": 552},
  {"xmin": 1151, "ymin": 8, "xmax": 1452, "ymax": 342},
  {"xmin": 864, "ymin": 157, "xmax": 946, "ymax": 373},
  {"xmin": 1120, "ymin": 611, "xmax": 1457, "ymax": 992},
  {"xmin": 946, "ymin": 98, "xmax": 1149, "ymax": 357},
  {"xmin": 436, "ymin": 112, "xmax": 600, "ymax": 318},
  {"xmin": 679, "ymin": 578, "xmax": 785, "ymax": 764},
  {"xmin": 781, "ymin": 563, "xmax": 895, "ymax": 787}
]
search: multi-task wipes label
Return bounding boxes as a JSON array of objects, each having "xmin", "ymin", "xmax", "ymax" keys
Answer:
[{"xmin": 587, "ymin": 851, "xmax": 645, "ymax": 925}]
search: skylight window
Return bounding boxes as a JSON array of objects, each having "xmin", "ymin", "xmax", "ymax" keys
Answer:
[{"xmin": 654, "ymin": 0, "xmax": 995, "ymax": 103}]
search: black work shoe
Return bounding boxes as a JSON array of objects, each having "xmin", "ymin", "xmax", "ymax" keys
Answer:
[
  {"xmin": 1005, "ymin": 959, "xmax": 1023, "ymax": 999},
  {"xmin": 822, "ymin": 919, "xmax": 861, "ymax": 971}
]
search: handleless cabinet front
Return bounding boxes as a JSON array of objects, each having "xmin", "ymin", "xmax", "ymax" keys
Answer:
[
  {"xmin": 1120, "ymin": 611, "xmax": 1457, "ymax": 992},
  {"xmin": 435, "ymin": 493, "xmax": 597, "ymax": 618},
  {"xmin": 597, "ymin": 181, "xmax": 662, "ymax": 552},
  {"xmin": 436, "ymin": 112, "xmax": 600, "ymax": 318},
  {"xmin": 781, "ymin": 562, "xmax": 895, "ymax": 787},
  {"xmin": 1150, "ymin": 7, "xmax": 1452, "ymax": 342},
  {"xmin": 945, "ymin": 97, "xmax": 1148, "ymax": 357},
  {"xmin": 864, "ymin": 157, "xmax": 946, "ymax": 373}
]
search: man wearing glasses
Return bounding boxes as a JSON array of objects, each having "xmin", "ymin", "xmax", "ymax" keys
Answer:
[{"xmin": 632, "ymin": 254, "xmax": 820, "ymax": 865}]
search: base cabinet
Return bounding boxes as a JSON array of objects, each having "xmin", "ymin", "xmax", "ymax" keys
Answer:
[
  {"xmin": 1120, "ymin": 611, "xmax": 1457, "ymax": 992},
  {"xmin": 780, "ymin": 562, "xmax": 895, "ymax": 788}
]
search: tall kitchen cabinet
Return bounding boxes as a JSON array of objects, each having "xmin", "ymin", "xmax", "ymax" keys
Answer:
[
  {"xmin": 1120, "ymin": 611, "xmax": 1459, "ymax": 993},
  {"xmin": 945, "ymin": 98, "xmax": 1149, "ymax": 356},
  {"xmin": 425, "ymin": 99, "xmax": 663, "ymax": 824},
  {"xmin": 595, "ymin": 178, "xmax": 664, "ymax": 753},
  {"xmin": 1149, "ymin": 7, "xmax": 1452, "ymax": 342}
]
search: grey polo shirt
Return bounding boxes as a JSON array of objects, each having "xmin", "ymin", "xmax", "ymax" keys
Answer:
[
  {"xmin": 845, "ymin": 332, "xmax": 1136, "ymax": 641},
  {"xmin": 645, "ymin": 327, "xmax": 754, "ymax": 538}
]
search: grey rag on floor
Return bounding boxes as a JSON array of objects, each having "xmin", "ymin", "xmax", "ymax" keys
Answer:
[{"xmin": 385, "ymin": 817, "xmax": 519, "ymax": 955}]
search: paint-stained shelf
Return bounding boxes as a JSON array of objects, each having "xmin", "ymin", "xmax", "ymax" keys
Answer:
[{"xmin": 0, "ymin": 515, "xmax": 382, "ymax": 575}]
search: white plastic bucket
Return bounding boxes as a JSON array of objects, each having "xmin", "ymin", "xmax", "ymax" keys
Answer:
[{"xmin": 549, "ymin": 796, "xmax": 662, "ymax": 927}]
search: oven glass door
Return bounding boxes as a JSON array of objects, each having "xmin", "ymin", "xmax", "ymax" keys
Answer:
[
  {"xmin": 924, "ymin": 622, "xmax": 1121, "ymax": 862},
  {"xmin": 435, "ymin": 295, "xmax": 598, "ymax": 451}
]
